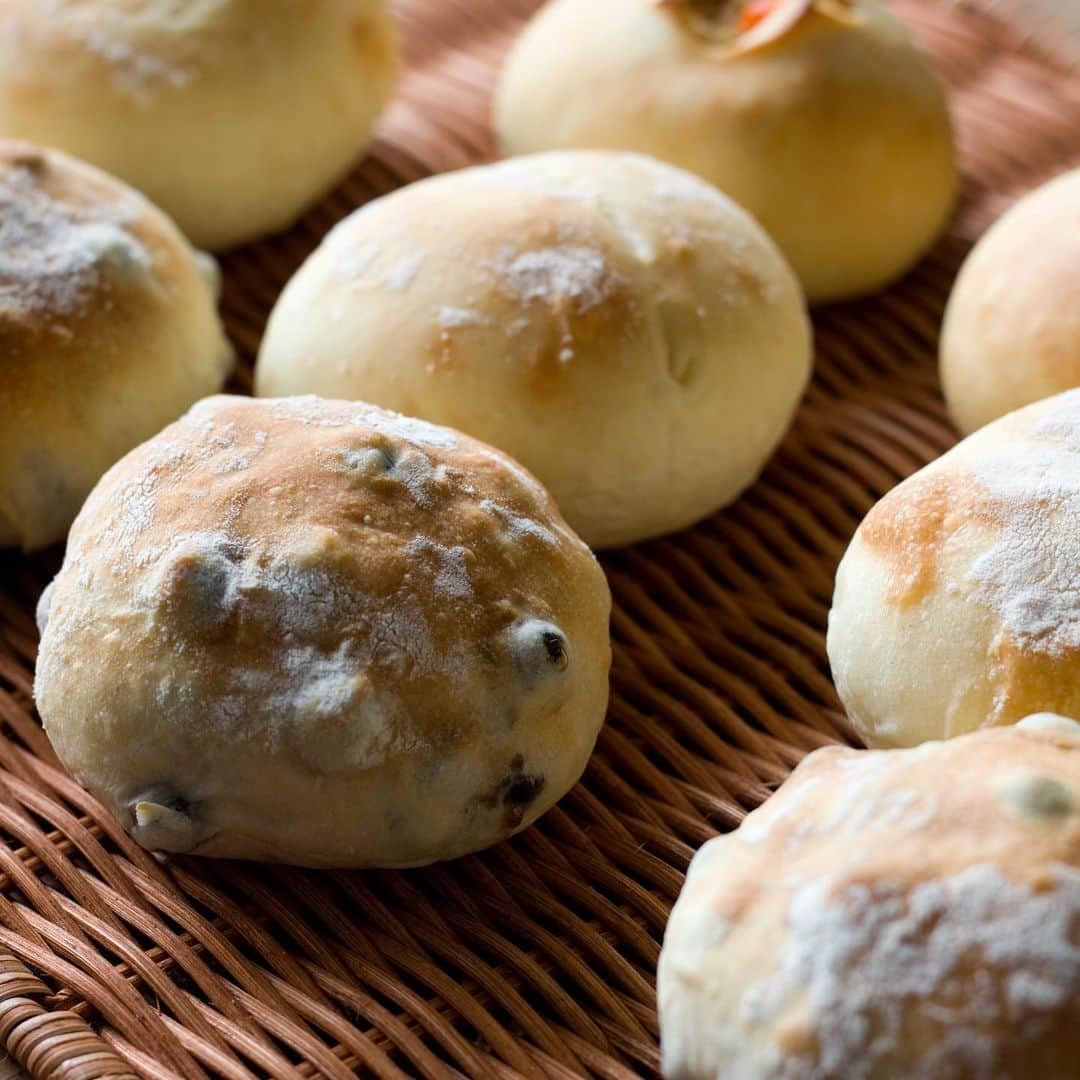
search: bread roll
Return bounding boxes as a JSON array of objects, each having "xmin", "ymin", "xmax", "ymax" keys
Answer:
[
  {"xmin": 827, "ymin": 389, "xmax": 1080, "ymax": 749},
  {"xmin": 0, "ymin": 1, "xmax": 399, "ymax": 249},
  {"xmin": 659, "ymin": 715, "xmax": 1080, "ymax": 1080},
  {"xmin": 256, "ymin": 151, "xmax": 812, "ymax": 548},
  {"xmin": 494, "ymin": 0, "xmax": 956, "ymax": 304},
  {"xmin": 0, "ymin": 140, "xmax": 231, "ymax": 551},
  {"xmin": 34, "ymin": 395, "xmax": 611, "ymax": 868},
  {"xmin": 942, "ymin": 169, "xmax": 1080, "ymax": 436}
]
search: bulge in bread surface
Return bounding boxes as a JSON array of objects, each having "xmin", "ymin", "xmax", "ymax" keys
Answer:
[
  {"xmin": 0, "ymin": 139, "xmax": 232, "ymax": 551},
  {"xmin": 658, "ymin": 715, "xmax": 1080, "ymax": 1079},
  {"xmin": 256, "ymin": 150, "xmax": 812, "ymax": 548},
  {"xmin": 33, "ymin": 395, "xmax": 612, "ymax": 868}
]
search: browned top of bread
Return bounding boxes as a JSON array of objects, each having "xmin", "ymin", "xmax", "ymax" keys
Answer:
[
  {"xmin": 35, "ymin": 395, "xmax": 611, "ymax": 865},
  {"xmin": 856, "ymin": 389, "xmax": 1080, "ymax": 650},
  {"xmin": 661, "ymin": 716, "xmax": 1080, "ymax": 1077},
  {"xmin": 714, "ymin": 717, "xmax": 1080, "ymax": 892},
  {"xmin": 0, "ymin": 139, "xmax": 229, "ymax": 549},
  {"xmin": 829, "ymin": 390, "xmax": 1080, "ymax": 743},
  {"xmin": 42, "ymin": 394, "xmax": 610, "ymax": 774},
  {"xmin": 0, "ymin": 140, "xmax": 180, "ymax": 349}
]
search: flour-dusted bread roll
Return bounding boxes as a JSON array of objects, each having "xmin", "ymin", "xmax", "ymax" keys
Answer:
[
  {"xmin": 256, "ymin": 151, "xmax": 812, "ymax": 549},
  {"xmin": 34, "ymin": 395, "xmax": 611, "ymax": 868},
  {"xmin": 659, "ymin": 715, "xmax": 1080, "ymax": 1080},
  {"xmin": 942, "ymin": 170, "xmax": 1080, "ymax": 436},
  {"xmin": 827, "ymin": 389, "xmax": 1080, "ymax": 749},
  {"xmin": 0, "ymin": 141, "xmax": 231, "ymax": 551},
  {"xmin": 0, "ymin": 1, "xmax": 398, "ymax": 250},
  {"xmin": 494, "ymin": 0, "xmax": 956, "ymax": 304}
]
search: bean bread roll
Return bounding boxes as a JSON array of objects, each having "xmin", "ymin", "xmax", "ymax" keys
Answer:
[{"xmin": 34, "ymin": 396, "xmax": 612, "ymax": 868}]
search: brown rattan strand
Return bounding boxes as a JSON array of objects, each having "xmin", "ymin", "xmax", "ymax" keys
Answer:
[{"xmin": 0, "ymin": 0, "xmax": 1077, "ymax": 1076}]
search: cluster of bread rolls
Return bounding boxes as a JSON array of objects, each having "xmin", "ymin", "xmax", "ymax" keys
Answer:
[{"xmin": 0, "ymin": 1, "xmax": 1075, "ymax": 1075}]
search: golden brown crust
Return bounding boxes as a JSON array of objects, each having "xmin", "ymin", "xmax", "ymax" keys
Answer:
[
  {"xmin": 858, "ymin": 472, "xmax": 965, "ymax": 607},
  {"xmin": 829, "ymin": 389, "xmax": 1080, "ymax": 746},
  {"xmin": 0, "ymin": 140, "xmax": 193, "ymax": 375},
  {"xmin": 857, "ymin": 391, "xmax": 1078, "ymax": 619},
  {"xmin": 65, "ymin": 395, "xmax": 597, "ymax": 751},
  {"xmin": 35, "ymin": 396, "xmax": 612, "ymax": 867},
  {"xmin": 745, "ymin": 721, "xmax": 1080, "ymax": 887},
  {"xmin": 256, "ymin": 151, "xmax": 812, "ymax": 549},
  {"xmin": 421, "ymin": 200, "xmax": 646, "ymax": 400},
  {"xmin": 0, "ymin": 1, "xmax": 399, "ymax": 249},
  {"xmin": 0, "ymin": 140, "xmax": 231, "ymax": 549},
  {"xmin": 659, "ymin": 718, "xmax": 1080, "ymax": 1078}
]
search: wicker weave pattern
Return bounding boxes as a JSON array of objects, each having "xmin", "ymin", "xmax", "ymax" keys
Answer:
[{"xmin": 0, "ymin": 1, "xmax": 1077, "ymax": 1075}]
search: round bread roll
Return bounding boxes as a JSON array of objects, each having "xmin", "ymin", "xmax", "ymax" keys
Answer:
[
  {"xmin": 34, "ymin": 395, "xmax": 612, "ymax": 868},
  {"xmin": 0, "ymin": 1, "xmax": 399, "ymax": 250},
  {"xmin": 493, "ymin": 0, "xmax": 956, "ymax": 304},
  {"xmin": 942, "ymin": 169, "xmax": 1080, "ymax": 436},
  {"xmin": 827, "ymin": 389, "xmax": 1080, "ymax": 749},
  {"xmin": 256, "ymin": 151, "xmax": 812, "ymax": 549},
  {"xmin": 0, "ymin": 140, "xmax": 232, "ymax": 551},
  {"xmin": 659, "ymin": 714, "xmax": 1080, "ymax": 1079}
]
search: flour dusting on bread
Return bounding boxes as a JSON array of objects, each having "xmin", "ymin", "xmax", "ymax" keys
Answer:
[
  {"xmin": 35, "ymin": 394, "xmax": 611, "ymax": 866},
  {"xmin": 747, "ymin": 865, "xmax": 1079, "ymax": 1075},
  {"xmin": 660, "ymin": 723, "xmax": 1080, "ymax": 1078},
  {"xmin": 0, "ymin": 150, "xmax": 149, "ymax": 322},
  {"xmin": 966, "ymin": 390, "xmax": 1080, "ymax": 656}
]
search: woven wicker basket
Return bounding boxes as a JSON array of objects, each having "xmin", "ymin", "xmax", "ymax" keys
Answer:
[{"xmin": 0, "ymin": 1, "xmax": 1078, "ymax": 1076}]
